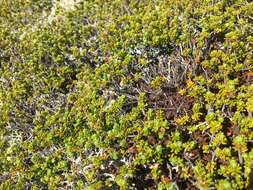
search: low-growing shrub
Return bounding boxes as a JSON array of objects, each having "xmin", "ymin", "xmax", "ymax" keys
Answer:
[{"xmin": 0, "ymin": 0, "xmax": 252, "ymax": 189}]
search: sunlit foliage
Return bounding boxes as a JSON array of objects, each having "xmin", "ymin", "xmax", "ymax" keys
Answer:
[{"xmin": 0, "ymin": 0, "xmax": 252, "ymax": 189}]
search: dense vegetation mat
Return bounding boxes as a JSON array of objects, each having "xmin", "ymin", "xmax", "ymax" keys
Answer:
[{"xmin": 0, "ymin": 0, "xmax": 253, "ymax": 189}]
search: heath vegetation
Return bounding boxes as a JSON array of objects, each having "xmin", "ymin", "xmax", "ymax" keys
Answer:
[{"xmin": 0, "ymin": 0, "xmax": 253, "ymax": 189}]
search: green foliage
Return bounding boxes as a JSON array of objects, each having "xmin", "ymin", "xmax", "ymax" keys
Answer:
[{"xmin": 0, "ymin": 0, "xmax": 252, "ymax": 189}]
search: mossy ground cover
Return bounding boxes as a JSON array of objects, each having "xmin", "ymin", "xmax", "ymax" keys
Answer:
[{"xmin": 0, "ymin": 0, "xmax": 253, "ymax": 189}]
